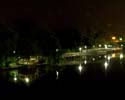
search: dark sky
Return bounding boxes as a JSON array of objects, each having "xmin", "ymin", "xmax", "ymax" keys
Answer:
[{"xmin": 0, "ymin": 0, "xmax": 125, "ymax": 33}]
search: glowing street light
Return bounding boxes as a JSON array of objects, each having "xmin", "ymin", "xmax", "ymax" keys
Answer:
[
  {"xmin": 56, "ymin": 71, "xmax": 59, "ymax": 77},
  {"xmin": 99, "ymin": 44, "xmax": 102, "ymax": 48},
  {"xmin": 92, "ymin": 58, "xmax": 95, "ymax": 61},
  {"xmin": 56, "ymin": 49, "xmax": 59, "ymax": 52},
  {"xmin": 121, "ymin": 44, "xmax": 123, "ymax": 47},
  {"xmin": 56, "ymin": 71, "xmax": 59, "ymax": 75},
  {"xmin": 13, "ymin": 50, "xmax": 16, "ymax": 54},
  {"xmin": 120, "ymin": 53, "xmax": 124, "ymax": 59},
  {"xmin": 108, "ymin": 45, "xmax": 112, "ymax": 48},
  {"xmin": 99, "ymin": 56, "xmax": 101, "ymax": 58},
  {"xmin": 14, "ymin": 77, "xmax": 17, "ymax": 81},
  {"xmin": 104, "ymin": 55, "xmax": 107, "ymax": 59},
  {"xmin": 107, "ymin": 56, "xmax": 111, "ymax": 61},
  {"xmin": 104, "ymin": 44, "xmax": 108, "ymax": 49},
  {"xmin": 93, "ymin": 45, "xmax": 95, "ymax": 48},
  {"xmin": 112, "ymin": 36, "xmax": 116, "ymax": 40},
  {"xmin": 79, "ymin": 47, "xmax": 82, "ymax": 52},
  {"xmin": 112, "ymin": 53, "xmax": 116, "ymax": 58},
  {"xmin": 56, "ymin": 71, "xmax": 59, "ymax": 79},
  {"xmin": 84, "ymin": 45, "xmax": 87, "ymax": 49},
  {"xmin": 25, "ymin": 77, "xmax": 30, "ymax": 83},
  {"xmin": 119, "ymin": 37, "xmax": 123, "ymax": 41}
]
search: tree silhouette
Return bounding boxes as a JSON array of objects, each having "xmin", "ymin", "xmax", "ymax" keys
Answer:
[{"xmin": 54, "ymin": 28, "xmax": 81, "ymax": 49}]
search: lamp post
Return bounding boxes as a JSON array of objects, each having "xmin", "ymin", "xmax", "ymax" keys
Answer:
[
  {"xmin": 99, "ymin": 44, "xmax": 102, "ymax": 48},
  {"xmin": 119, "ymin": 37, "xmax": 123, "ymax": 41},
  {"xmin": 79, "ymin": 47, "xmax": 82, "ymax": 52},
  {"xmin": 112, "ymin": 36, "xmax": 116, "ymax": 41},
  {"xmin": 79, "ymin": 47, "xmax": 82, "ymax": 62},
  {"xmin": 84, "ymin": 45, "xmax": 87, "ymax": 53},
  {"xmin": 56, "ymin": 48, "xmax": 59, "ymax": 65},
  {"xmin": 13, "ymin": 50, "xmax": 16, "ymax": 65},
  {"xmin": 84, "ymin": 45, "xmax": 87, "ymax": 49}
]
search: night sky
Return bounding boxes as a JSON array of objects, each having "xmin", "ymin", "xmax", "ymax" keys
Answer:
[{"xmin": 0, "ymin": 0, "xmax": 125, "ymax": 33}]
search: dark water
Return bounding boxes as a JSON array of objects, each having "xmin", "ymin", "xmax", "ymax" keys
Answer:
[{"xmin": 0, "ymin": 52, "xmax": 125, "ymax": 96}]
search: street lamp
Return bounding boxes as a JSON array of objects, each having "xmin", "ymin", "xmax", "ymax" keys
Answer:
[
  {"xmin": 93, "ymin": 45, "xmax": 95, "ymax": 48},
  {"xmin": 120, "ymin": 53, "xmax": 124, "ymax": 59},
  {"xmin": 84, "ymin": 45, "xmax": 87, "ymax": 49},
  {"xmin": 79, "ymin": 47, "xmax": 82, "ymax": 52},
  {"xmin": 13, "ymin": 50, "xmax": 16, "ymax": 54},
  {"xmin": 119, "ymin": 37, "xmax": 123, "ymax": 41},
  {"xmin": 56, "ymin": 48, "xmax": 59, "ymax": 52},
  {"xmin": 56, "ymin": 71, "xmax": 59, "ymax": 79},
  {"xmin": 107, "ymin": 56, "xmax": 111, "ymax": 61},
  {"xmin": 13, "ymin": 50, "xmax": 16, "ymax": 65},
  {"xmin": 79, "ymin": 47, "xmax": 82, "ymax": 61},
  {"xmin": 112, "ymin": 53, "xmax": 116, "ymax": 58},
  {"xmin": 84, "ymin": 60, "xmax": 87, "ymax": 64},
  {"xmin": 56, "ymin": 48, "xmax": 59, "ymax": 64},
  {"xmin": 121, "ymin": 44, "xmax": 123, "ymax": 47},
  {"xmin": 14, "ymin": 77, "xmax": 17, "ymax": 81},
  {"xmin": 104, "ymin": 44, "xmax": 107, "ymax": 49},
  {"xmin": 92, "ymin": 58, "xmax": 95, "ymax": 61},
  {"xmin": 112, "ymin": 36, "xmax": 116, "ymax": 40},
  {"xmin": 99, "ymin": 44, "xmax": 102, "ymax": 48},
  {"xmin": 25, "ymin": 77, "xmax": 30, "ymax": 83}
]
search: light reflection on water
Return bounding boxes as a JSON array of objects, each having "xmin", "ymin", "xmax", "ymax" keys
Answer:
[
  {"xmin": 1, "ymin": 52, "xmax": 125, "ymax": 85},
  {"xmin": 84, "ymin": 60, "xmax": 87, "ymax": 64},
  {"xmin": 104, "ymin": 61, "xmax": 108, "ymax": 70},
  {"xmin": 107, "ymin": 55, "xmax": 111, "ymax": 61},
  {"xmin": 78, "ymin": 64, "xmax": 82, "ymax": 73},
  {"xmin": 56, "ymin": 71, "xmax": 59, "ymax": 80}
]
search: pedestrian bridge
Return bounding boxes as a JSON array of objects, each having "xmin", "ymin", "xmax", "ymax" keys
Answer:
[{"xmin": 62, "ymin": 48, "xmax": 122, "ymax": 58}]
